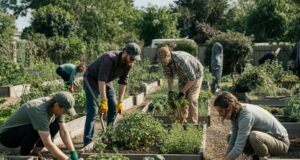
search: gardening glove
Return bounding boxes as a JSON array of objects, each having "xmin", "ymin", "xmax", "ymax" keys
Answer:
[
  {"xmin": 177, "ymin": 91, "xmax": 185, "ymax": 99},
  {"xmin": 100, "ymin": 100, "xmax": 108, "ymax": 113},
  {"xmin": 117, "ymin": 101, "xmax": 124, "ymax": 114},
  {"xmin": 68, "ymin": 150, "xmax": 79, "ymax": 160}
]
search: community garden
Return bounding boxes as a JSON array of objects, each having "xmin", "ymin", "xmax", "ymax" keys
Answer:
[{"xmin": 1, "ymin": 0, "xmax": 300, "ymax": 159}]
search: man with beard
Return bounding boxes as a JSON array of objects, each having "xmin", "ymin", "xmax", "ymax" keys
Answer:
[{"xmin": 83, "ymin": 42, "xmax": 141, "ymax": 146}]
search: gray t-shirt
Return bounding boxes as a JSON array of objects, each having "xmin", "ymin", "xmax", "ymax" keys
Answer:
[
  {"xmin": 228, "ymin": 103, "xmax": 288, "ymax": 159},
  {"xmin": 0, "ymin": 97, "xmax": 64, "ymax": 134}
]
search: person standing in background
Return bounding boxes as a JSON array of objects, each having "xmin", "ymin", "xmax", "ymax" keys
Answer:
[{"xmin": 211, "ymin": 42, "xmax": 223, "ymax": 93}]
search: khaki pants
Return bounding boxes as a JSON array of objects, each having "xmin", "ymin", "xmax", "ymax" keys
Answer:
[
  {"xmin": 228, "ymin": 131, "xmax": 290, "ymax": 157},
  {"xmin": 179, "ymin": 77, "xmax": 203, "ymax": 124},
  {"xmin": 249, "ymin": 131, "xmax": 289, "ymax": 157}
]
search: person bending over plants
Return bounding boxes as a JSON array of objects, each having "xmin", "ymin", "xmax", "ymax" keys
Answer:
[
  {"xmin": 214, "ymin": 92, "xmax": 289, "ymax": 160},
  {"xmin": 156, "ymin": 44, "xmax": 204, "ymax": 124},
  {"xmin": 0, "ymin": 92, "xmax": 79, "ymax": 160},
  {"xmin": 56, "ymin": 63, "xmax": 86, "ymax": 92}
]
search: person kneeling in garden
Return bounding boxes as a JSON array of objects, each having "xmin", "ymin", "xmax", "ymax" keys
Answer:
[
  {"xmin": 156, "ymin": 44, "xmax": 204, "ymax": 124},
  {"xmin": 214, "ymin": 92, "xmax": 290, "ymax": 160},
  {"xmin": 0, "ymin": 91, "xmax": 79, "ymax": 160},
  {"xmin": 56, "ymin": 63, "xmax": 86, "ymax": 92}
]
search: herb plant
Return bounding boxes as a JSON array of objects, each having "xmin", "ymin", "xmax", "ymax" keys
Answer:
[{"xmin": 160, "ymin": 124, "xmax": 203, "ymax": 154}]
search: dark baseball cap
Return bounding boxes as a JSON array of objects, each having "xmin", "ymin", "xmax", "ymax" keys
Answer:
[
  {"xmin": 125, "ymin": 42, "xmax": 141, "ymax": 60},
  {"xmin": 53, "ymin": 91, "xmax": 76, "ymax": 116}
]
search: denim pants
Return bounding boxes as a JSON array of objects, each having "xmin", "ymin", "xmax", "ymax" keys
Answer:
[
  {"xmin": 0, "ymin": 120, "xmax": 60, "ymax": 155},
  {"xmin": 83, "ymin": 80, "xmax": 117, "ymax": 145}
]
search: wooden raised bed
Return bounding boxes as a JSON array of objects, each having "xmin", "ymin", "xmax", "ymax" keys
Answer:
[
  {"xmin": 274, "ymin": 115, "xmax": 300, "ymax": 138},
  {"xmin": 0, "ymin": 84, "xmax": 31, "ymax": 98},
  {"xmin": 237, "ymin": 92, "xmax": 289, "ymax": 107},
  {"xmin": 143, "ymin": 79, "xmax": 162, "ymax": 95},
  {"xmin": 79, "ymin": 125, "xmax": 207, "ymax": 160}
]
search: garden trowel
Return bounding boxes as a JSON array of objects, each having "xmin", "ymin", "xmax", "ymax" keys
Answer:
[{"xmin": 83, "ymin": 78, "xmax": 106, "ymax": 132}]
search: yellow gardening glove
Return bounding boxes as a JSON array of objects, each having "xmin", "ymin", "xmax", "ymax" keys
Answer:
[
  {"xmin": 100, "ymin": 100, "xmax": 108, "ymax": 113},
  {"xmin": 117, "ymin": 101, "xmax": 124, "ymax": 114}
]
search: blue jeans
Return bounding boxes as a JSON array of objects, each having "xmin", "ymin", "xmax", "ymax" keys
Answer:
[{"xmin": 83, "ymin": 80, "xmax": 117, "ymax": 145}]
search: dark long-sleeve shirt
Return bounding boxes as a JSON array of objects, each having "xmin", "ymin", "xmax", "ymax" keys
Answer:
[{"xmin": 84, "ymin": 51, "xmax": 131, "ymax": 88}]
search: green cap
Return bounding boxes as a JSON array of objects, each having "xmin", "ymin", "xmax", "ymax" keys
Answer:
[
  {"xmin": 53, "ymin": 91, "xmax": 76, "ymax": 116},
  {"xmin": 125, "ymin": 42, "xmax": 141, "ymax": 60}
]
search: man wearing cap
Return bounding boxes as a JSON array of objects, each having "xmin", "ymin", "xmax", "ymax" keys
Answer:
[
  {"xmin": 83, "ymin": 42, "xmax": 141, "ymax": 146},
  {"xmin": 157, "ymin": 45, "xmax": 204, "ymax": 124},
  {"xmin": 0, "ymin": 91, "xmax": 78, "ymax": 160}
]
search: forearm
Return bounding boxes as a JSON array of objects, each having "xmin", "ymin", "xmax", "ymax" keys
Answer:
[
  {"xmin": 45, "ymin": 142, "xmax": 68, "ymax": 160},
  {"xmin": 60, "ymin": 130, "xmax": 75, "ymax": 152},
  {"xmin": 118, "ymin": 84, "xmax": 126, "ymax": 102},
  {"xmin": 181, "ymin": 80, "xmax": 195, "ymax": 93},
  {"xmin": 167, "ymin": 77, "xmax": 174, "ymax": 91},
  {"xmin": 98, "ymin": 81, "xmax": 107, "ymax": 100}
]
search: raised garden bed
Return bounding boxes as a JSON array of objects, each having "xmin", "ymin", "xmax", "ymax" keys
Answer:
[
  {"xmin": 79, "ymin": 112, "xmax": 207, "ymax": 160},
  {"xmin": 0, "ymin": 84, "xmax": 31, "ymax": 98},
  {"xmin": 143, "ymin": 79, "xmax": 162, "ymax": 95},
  {"xmin": 237, "ymin": 92, "xmax": 289, "ymax": 107}
]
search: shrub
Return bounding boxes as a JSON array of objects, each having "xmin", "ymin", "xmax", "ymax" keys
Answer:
[
  {"xmin": 173, "ymin": 39, "xmax": 198, "ymax": 57},
  {"xmin": 234, "ymin": 67, "xmax": 273, "ymax": 93},
  {"xmin": 107, "ymin": 112, "xmax": 167, "ymax": 151},
  {"xmin": 47, "ymin": 36, "xmax": 86, "ymax": 64},
  {"xmin": 283, "ymin": 94, "xmax": 300, "ymax": 120},
  {"xmin": 160, "ymin": 124, "xmax": 203, "ymax": 154}
]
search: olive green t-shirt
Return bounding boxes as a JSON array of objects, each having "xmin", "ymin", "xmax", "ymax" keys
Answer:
[{"xmin": 0, "ymin": 97, "xmax": 64, "ymax": 134}]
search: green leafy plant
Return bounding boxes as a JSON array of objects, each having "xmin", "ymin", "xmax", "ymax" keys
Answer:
[
  {"xmin": 160, "ymin": 124, "xmax": 203, "ymax": 154},
  {"xmin": 87, "ymin": 154, "xmax": 129, "ymax": 160},
  {"xmin": 234, "ymin": 66, "xmax": 273, "ymax": 93},
  {"xmin": 173, "ymin": 39, "xmax": 198, "ymax": 58},
  {"xmin": 283, "ymin": 94, "xmax": 300, "ymax": 121},
  {"xmin": 0, "ymin": 104, "xmax": 19, "ymax": 128},
  {"xmin": 103, "ymin": 112, "xmax": 167, "ymax": 151},
  {"xmin": 0, "ymin": 98, "xmax": 5, "ymax": 105}
]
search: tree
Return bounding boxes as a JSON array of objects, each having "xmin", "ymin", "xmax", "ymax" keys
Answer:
[
  {"xmin": 139, "ymin": 6, "xmax": 180, "ymax": 46},
  {"xmin": 0, "ymin": 12, "xmax": 15, "ymax": 60},
  {"xmin": 28, "ymin": 5, "xmax": 77, "ymax": 38},
  {"xmin": 244, "ymin": 0, "xmax": 292, "ymax": 42},
  {"xmin": 174, "ymin": 0, "xmax": 228, "ymax": 38}
]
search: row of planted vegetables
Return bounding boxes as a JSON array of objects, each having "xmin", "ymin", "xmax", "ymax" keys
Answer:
[
  {"xmin": 228, "ymin": 60, "xmax": 300, "ymax": 123},
  {"xmin": 0, "ymin": 59, "xmax": 165, "ymax": 127}
]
